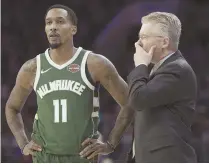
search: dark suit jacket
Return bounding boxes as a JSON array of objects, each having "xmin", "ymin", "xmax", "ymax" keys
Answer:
[{"xmin": 127, "ymin": 51, "xmax": 197, "ymax": 163}]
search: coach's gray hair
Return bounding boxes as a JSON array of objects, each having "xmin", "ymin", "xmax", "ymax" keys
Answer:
[{"xmin": 142, "ymin": 12, "xmax": 182, "ymax": 49}]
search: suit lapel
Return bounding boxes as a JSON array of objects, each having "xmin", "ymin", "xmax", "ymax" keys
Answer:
[{"xmin": 149, "ymin": 50, "xmax": 183, "ymax": 79}]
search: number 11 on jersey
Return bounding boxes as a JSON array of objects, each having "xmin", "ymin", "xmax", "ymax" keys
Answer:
[{"xmin": 53, "ymin": 99, "xmax": 67, "ymax": 123}]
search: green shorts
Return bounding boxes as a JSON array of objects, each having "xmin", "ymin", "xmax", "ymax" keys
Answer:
[{"xmin": 32, "ymin": 149, "xmax": 90, "ymax": 163}]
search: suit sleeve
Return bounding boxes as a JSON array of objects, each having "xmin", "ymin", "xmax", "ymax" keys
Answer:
[{"xmin": 127, "ymin": 63, "xmax": 186, "ymax": 110}]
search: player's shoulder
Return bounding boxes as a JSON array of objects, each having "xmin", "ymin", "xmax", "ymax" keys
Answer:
[
  {"xmin": 16, "ymin": 57, "xmax": 37, "ymax": 87},
  {"xmin": 21, "ymin": 57, "xmax": 37, "ymax": 74},
  {"xmin": 86, "ymin": 51, "xmax": 118, "ymax": 82},
  {"xmin": 87, "ymin": 51, "xmax": 113, "ymax": 69}
]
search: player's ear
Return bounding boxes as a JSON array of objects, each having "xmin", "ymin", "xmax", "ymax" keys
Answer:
[{"xmin": 71, "ymin": 26, "xmax": 77, "ymax": 35}]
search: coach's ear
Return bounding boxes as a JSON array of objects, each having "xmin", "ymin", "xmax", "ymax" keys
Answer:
[
  {"xmin": 162, "ymin": 37, "xmax": 169, "ymax": 49},
  {"xmin": 71, "ymin": 26, "xmax": 77, "ymax": 35}
]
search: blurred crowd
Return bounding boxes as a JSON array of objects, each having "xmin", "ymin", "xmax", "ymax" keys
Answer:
[{"xmin": 2, "ymin": 0, "xmax": 209, "ymax": 162}]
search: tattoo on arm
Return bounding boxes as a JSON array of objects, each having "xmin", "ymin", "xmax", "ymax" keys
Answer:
[
  {"xmin": 108, "ymin": 105, "xmax": 134, "ymax": 148},
  {"xmin": 5, "ymin": 58, "xmax": 36, "ymax": 149},
  {"xmin": 88, "ymin": 53, "xmax": 134, "ymax": 148},
  {"xmin": 22, "ymin": 58, "xmax": 37, "ymax": 74}
]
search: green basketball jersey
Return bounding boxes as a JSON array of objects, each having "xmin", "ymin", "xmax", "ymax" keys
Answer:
[{"xmin": 32, "ymin": 47, "xmax": 100, "ymax": 155}]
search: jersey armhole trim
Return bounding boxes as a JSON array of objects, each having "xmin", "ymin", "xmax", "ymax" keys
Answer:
[
  {"xmin": 33, "ymin": 55, "xmax": 41, "ymax": 91},
  {"xmin": 81, "ymin": 51, "xmax": 95, "ymax": 90}
]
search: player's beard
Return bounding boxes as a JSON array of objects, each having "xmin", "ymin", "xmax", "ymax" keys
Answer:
[{"xmin": 49, "ymin": 43, "xmax": 62, "ymax": 49}]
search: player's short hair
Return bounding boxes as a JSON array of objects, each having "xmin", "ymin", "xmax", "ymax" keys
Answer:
[
  {"xmin": 45, "ymin": 4, "xmax": 78, "ymax": 26},
  {"xmin": 142, "ymin": 12, "xmax": 181, "ymax": 49}
]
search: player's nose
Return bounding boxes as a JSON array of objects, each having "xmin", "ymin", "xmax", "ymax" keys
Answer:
[{"xmin": 50, "ymin": 22, "xmax": 58, "ymax": 31}]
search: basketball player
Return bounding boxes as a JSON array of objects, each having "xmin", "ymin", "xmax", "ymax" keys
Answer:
[{"xmin": 5, "ymin": 4, "xmax": 133, "ymax": 163}]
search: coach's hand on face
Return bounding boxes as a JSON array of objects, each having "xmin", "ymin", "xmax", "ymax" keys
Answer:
[
  {"xmin": 134, "ymin": 41, "xmax": 156, "ymax": 67},
  {"xmin": 22, "ymin": 140, "xmax": 42, "ymax": 156},
  {"xmin": 79, "ymin": 138, "xmax": 113, "ymax": 159}
]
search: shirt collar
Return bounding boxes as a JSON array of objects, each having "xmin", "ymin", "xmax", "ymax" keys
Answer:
[{"xmin": 150, "ymin": 51, "xmax": 176, "ymax": 76}]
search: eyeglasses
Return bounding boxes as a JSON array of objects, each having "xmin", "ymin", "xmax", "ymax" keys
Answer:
[{"xmin": 139, "ymin": 34, "xmax": 165, "ymax": 40}]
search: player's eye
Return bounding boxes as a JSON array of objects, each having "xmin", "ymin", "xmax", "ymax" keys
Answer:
[{"xmin": 58, "ymin": 20, "xmax": 64, "ymax": 24}]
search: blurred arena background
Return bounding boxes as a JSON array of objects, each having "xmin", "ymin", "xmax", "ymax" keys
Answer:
[{"xmin": 1, "ymin": 0, "xmax": 209, "ymax": 162}]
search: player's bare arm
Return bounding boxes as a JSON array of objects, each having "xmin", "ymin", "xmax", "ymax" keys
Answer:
[
  {"xmin": 80, "ymin": 53, "xmax": 134, "ymax": 159},
  {"xmin": 5, "ymin": 58, "xmax": 42, "ymax": 156}
]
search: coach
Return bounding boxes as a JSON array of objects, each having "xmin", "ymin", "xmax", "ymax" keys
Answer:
[{"xmin": 128, "ymin": 12, "xmax": 197, "ymax": 162}]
